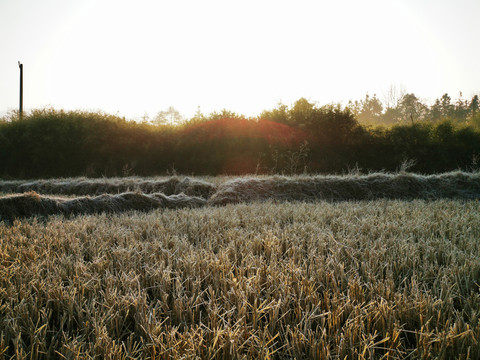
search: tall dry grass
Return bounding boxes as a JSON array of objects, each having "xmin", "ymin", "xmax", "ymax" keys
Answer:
[{"xmin": 1, "ymin": 199, "xmax": 479, "ymax": 359}]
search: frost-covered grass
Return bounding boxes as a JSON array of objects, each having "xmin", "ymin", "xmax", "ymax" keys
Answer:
[
  {"xmin": 209, "ymin": 171, "xmax": 480, "ymax": 204},
  {"xmin": 2, "ymin": 172, "xmax": 480, "ymax": 200},
  {"xmin": 1, "ymin": 172, "xmax": 480, "ymax": 222},
  {"xmin": 1, "ymin": 199, "xmax": 480, "ymax": 359},
  {"xmin": 0, "ymin": 176, "xmax": 218, "ymax": 198}
]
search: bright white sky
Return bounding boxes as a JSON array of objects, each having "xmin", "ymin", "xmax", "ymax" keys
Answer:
[{"xmin": 1, "ymin": 0, "xmax": 479, "ymax": 120}]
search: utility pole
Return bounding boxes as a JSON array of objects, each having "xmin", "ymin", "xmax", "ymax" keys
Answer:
[{"xmin": 18, "ymin": 61, "xmax": 23, "ymax": 117}]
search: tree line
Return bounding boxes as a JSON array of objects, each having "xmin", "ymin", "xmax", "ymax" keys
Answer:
[
  {"xmin": 348, "ymin": 90, "xmax": 480, "ymax": 126},
  {"xmin": 1, "ymin": 95, "xmax": 479, "ymax": 178}
]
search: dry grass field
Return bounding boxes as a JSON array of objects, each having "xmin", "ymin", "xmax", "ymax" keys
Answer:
[{"xmin": 1, "ymin": 174, "xmax": 480, "ymax": 359}]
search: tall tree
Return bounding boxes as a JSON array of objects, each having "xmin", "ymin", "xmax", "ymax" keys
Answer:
[
  {"xmin": 289, "ymin": 98, "xmax": 315, "ymax": 128},
  {"xmin": 357, "ymin": 94, "xmax": 383, "ymax": 124},
  {"xmin": 440, "ymin": 93, "xmax": 454, "ymax": 119},
  {"xmin": 430, "ymin": 98, "xmax": 442, "ymax": 121},
  {"xmin": 454, "ymin": 92, "xmax": 469, "ymax": 121},
  {"xmin": 153, "ymin": 106, "xmax": 184, "ymax": 125},
  {"xmin": 470, "ymin": 95, "xmax": 479, "ymax": 118},
  {"xmin": 399, "ymin": 93, "xmax": 427, "ymax": 123}
]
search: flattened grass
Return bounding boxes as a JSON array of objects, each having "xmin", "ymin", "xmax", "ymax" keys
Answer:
[
  {"xmin": 0, "ymin": 176, "xmax": 216, "ymax": 198},
  {"xmin": 209, "ymin": 171, "xmax": 480, "ymax": 204},
  {"xmin": 1, "ymin": 172, "xmax": 480, "ymax": 222},
  {"xmin": 0, "ymin": 191, "xmax": 206, "ymax": 223}
]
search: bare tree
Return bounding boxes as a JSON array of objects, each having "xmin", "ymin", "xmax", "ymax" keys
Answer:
[{"xmin": 382, "ymin": 84, "xmax": 406, "ymax": 109}]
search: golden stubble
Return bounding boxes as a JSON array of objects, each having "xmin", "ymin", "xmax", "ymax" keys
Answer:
[{"xmin": 0, "ymin": 199, "xmax": 479, "ymax": 359}]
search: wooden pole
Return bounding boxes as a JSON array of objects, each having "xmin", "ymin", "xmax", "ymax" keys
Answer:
[{"xmin": 18, "ymin": 61, "xmax": 23, "ymax": 116}]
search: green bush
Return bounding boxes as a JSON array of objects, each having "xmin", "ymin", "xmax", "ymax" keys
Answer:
[{"xmin": 1, "ymin": 105, "xmax": 479, "ymax": 178}]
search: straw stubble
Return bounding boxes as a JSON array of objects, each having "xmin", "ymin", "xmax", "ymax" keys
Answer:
[{"xmin": 0, "ymin": 198, "xmax": 479, "ymax": 358}]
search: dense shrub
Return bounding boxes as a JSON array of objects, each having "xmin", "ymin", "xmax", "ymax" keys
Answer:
[{"xmin": 1, "ymin": 105, "xmax": 479, "ymax": 178}]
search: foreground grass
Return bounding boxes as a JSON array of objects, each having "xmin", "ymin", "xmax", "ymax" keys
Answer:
[{"xmin": 1, "ymin": 200, "xmax": 480, "ymax": 359}]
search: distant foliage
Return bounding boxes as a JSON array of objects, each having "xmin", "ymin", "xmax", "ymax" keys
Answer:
[
  {"xmin": 349, "ymin": 91, "xmax": 480, "ymax": 127},
  {"xmin": 1, "ymin": 99, "xmax": 480, "ymax": 178}
]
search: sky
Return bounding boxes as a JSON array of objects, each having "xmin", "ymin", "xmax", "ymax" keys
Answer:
[{"xmin": 1, "ymin": 0, "xmax": 479, "ymax": 121}]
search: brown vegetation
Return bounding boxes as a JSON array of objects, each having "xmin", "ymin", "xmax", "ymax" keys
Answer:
[
  {"xmin": 2, "ymin": 172, "xmax": 479, "ymax": 222},
  {"xmin": 2, "ymin": 174, "xmax": 480, "ymax": 358},
  {"xmin": 0, "ymin": 177, "xmax": 216, "ymax": 198},
  {"xmin": 0, "ymin": 191, "xmax": 206, "ymax": 223},
  {"xmin": 209, "ymin": 171, "xmax": 480, "ymax": 205},
  {"xmin": 0, "ymin": 200, "xmax": 479, "ymax": 358}
]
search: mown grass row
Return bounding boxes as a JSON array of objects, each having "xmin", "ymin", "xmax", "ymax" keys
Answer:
[
  {"xmin": 1, "ymin": 172, "xmax": 480, "ymax": 223},
  {"xmin": 0, "ymin": 177, "xmax": 217, "ymax": 198},
  {"xmin": 2, "ymin": 172, "xmax": 480, "ymax": 200},
  {"xmin": 1, "ymin": 200, "xmax": 480, "ymax": 358}
]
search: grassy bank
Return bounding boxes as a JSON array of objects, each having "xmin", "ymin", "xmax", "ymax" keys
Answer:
[{"xmin": 1, "ymin": 199, "xmax": 480, "ymax": 358}]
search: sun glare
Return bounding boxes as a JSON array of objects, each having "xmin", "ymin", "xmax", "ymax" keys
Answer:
[{"xmin": 0, "ymin": 0, "xmax": 479, "ymax": 119}]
